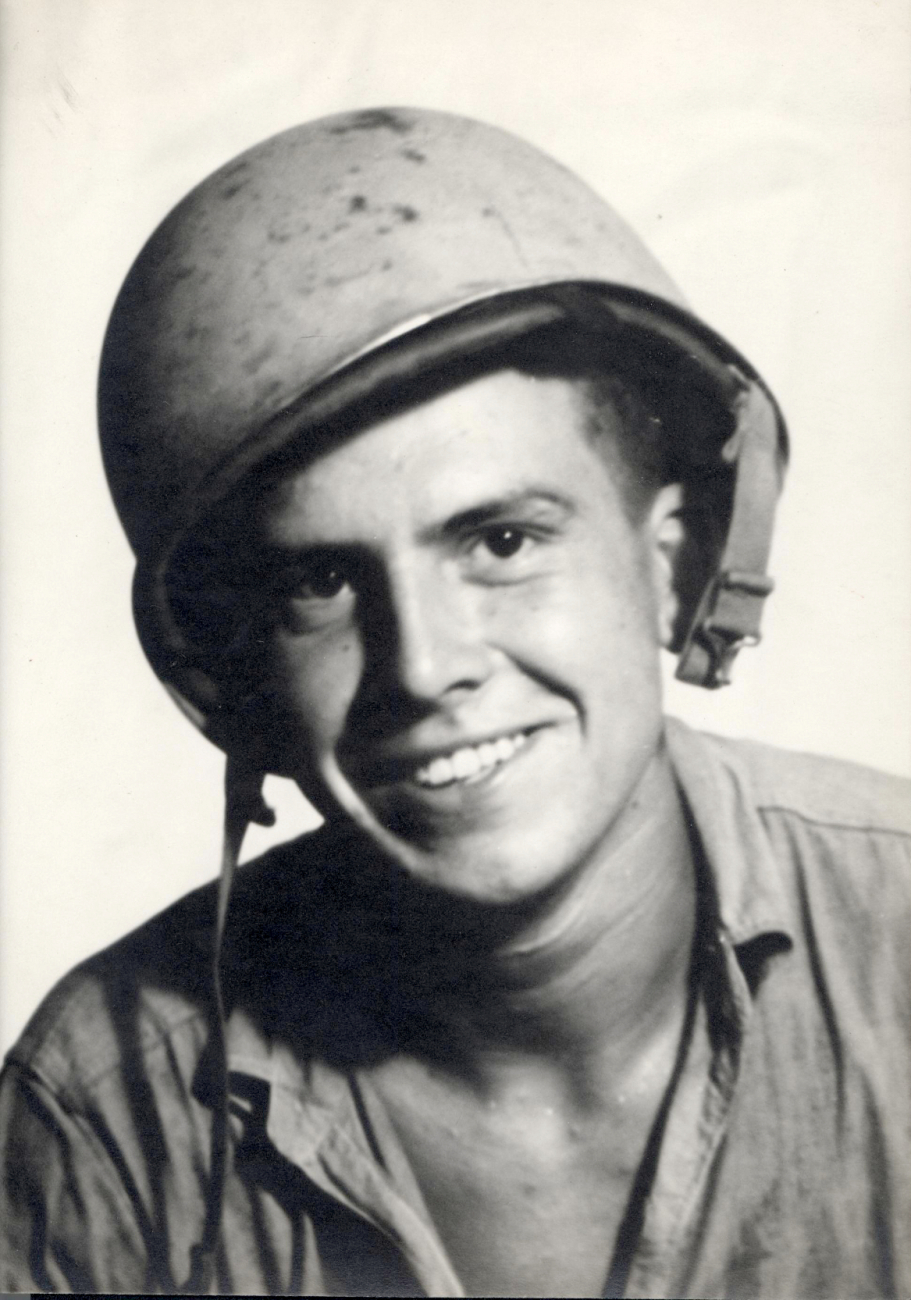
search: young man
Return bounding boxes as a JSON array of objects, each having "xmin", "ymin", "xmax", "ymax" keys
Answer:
[{"xmin": 1, "ymin": 109, "xmax": 909, "ymax": 1297}]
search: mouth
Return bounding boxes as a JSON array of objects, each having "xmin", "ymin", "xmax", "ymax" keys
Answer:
[
  {"xmin": 346, "ymin": 726, "xmax": 542, "ymax": 794},
  {"xmin": 413, "ymin": 730, "xmax": 530, "ymax": 788}
]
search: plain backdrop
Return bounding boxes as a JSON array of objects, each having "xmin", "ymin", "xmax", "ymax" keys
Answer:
[{"xmin": 1, "ymin": 0, "xmax": 909, "ymax": 1055}]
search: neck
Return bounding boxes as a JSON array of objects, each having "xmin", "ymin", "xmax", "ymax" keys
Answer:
[{"xmin": 313, "ymin": 745, "xmax": 696, "ymax": 1087}]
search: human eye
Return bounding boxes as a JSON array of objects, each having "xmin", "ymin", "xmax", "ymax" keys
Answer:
[
  {"xmin": 273, "ymin": 552, "xmax": 356, "ymax": 630},
  {"xmin": 462, "ymin": 522, "xmax": 543, "ymax": 582},
  {"xmin": 477, "ymin": 524, "xmax": 529, "ymax": 559},
  {"xmin": 288, "ymin": 559, "xmax": 349, "ymax": 599}
]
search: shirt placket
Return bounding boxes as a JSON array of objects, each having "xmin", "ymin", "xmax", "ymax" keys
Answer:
[{"xmin": 624, "ymin": 930, "xmax": 751, "ymax": 1299}]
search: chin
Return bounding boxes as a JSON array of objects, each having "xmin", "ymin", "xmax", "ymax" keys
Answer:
[{"xmin": 373, "ymin": 808, "xmax": 593, "ymax": 907}]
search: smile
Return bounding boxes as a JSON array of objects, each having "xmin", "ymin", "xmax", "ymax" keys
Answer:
[{"xmin": 413, "ymin": 730, "xmax": 529, "ymax": 788}]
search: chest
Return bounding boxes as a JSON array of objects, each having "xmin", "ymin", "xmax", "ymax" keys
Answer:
[{"xmin": 370, "ymin": 1071, "xmax": 662, "ymax": 1298}]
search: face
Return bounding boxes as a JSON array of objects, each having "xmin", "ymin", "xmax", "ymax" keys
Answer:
[{"xmin": 231, "ymin": 369, "xmax": 682, "ymax": 904}]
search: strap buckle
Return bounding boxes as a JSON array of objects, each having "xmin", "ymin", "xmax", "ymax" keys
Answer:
[{"xmin": 677, "ymin": 569, "xmax": 775, "ymax": 688}]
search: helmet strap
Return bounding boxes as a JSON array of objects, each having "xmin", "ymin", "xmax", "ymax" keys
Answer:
[
  {"xmin": 181, "ymin": 754, "xmax": 272, "ymax": 1290},
  {"xmin": 676, "ymin": 379, "xmax": 781, "ymax": 688}
]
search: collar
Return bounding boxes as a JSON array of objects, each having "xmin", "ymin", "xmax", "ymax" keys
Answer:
[
  {"xmin": 663, "ymin": 716, "xmax": 793, "ymax": 948},
  {"xmin": 217, "ymin": 1010, "xmax": 464, "ymax": 1295}
]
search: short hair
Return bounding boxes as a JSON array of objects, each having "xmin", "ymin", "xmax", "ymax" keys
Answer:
[{"xmin": 501, "ymin": 325, "xmax": 672, "ymax": 521}]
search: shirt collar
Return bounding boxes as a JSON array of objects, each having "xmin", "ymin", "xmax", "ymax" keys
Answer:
[
  {"xmin": 664, "ymin": 715, "xmax": 793, "ymax": 948},
  {"xmin": 213, "ymin": 1010, "xmax": 464, "ymax": 1294}
]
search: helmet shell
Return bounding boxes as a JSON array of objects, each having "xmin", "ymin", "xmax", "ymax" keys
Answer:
[{"xmin": 99, "ymin": 108, "xmax": 687, "ymax": 557}]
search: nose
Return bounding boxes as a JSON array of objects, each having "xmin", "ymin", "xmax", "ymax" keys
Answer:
[{"xmin": 377, "ymin": 557, "xmax": 495, "ymax": 704}]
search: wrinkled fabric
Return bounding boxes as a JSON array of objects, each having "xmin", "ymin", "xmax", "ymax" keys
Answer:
[{"xmin": 1, "ymin": 718, "xmax": 909, "ymax": 1297}]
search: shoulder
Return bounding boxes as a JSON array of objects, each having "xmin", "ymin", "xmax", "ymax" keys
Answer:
[
  {"xmin": 668, "ymin": 720, "xmax": 911, "ymax": 1009},
  {"xmin": 718, "ymin": 734, "xmax": 911, "ymax": 927},
  {"xmin": 4, "ymin": 878, "xmax": 216, "ymax": 1108},
  {"xmin": 704, "ymin": 731, "xmax": 911, "ymax": 838},
  {"xmin": 666, "ymin": 716, "xmax": 911, "ymax": 941},
  {"xmin": 666, "ymin": 716, "xmax": 911, "ymax": 838},
  {"xmin": 3, "ymin": 829, "xmax": 328, "ymax": 1107}
]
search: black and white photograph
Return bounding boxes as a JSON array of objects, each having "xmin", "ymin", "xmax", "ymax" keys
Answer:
[{"xmin": 1, "ymin": 1, "xmax": 909, "ymax": 1295}]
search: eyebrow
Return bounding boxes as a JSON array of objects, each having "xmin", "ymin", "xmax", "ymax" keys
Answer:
[
  {"xmin": 418, "ymin": 487, "xmax": 578, "ymax": 544},
  {"xmin": 247, "ymin": 487, "xmax": 579, "ymax": 569}
]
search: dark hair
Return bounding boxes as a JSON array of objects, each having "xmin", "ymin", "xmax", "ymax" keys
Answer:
[{"xmin": 503, "ymin": 326, "xmax": 672, "ymax": 521}]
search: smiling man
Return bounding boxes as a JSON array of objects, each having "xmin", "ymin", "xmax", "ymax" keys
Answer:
[{"xmin": 1, "ymin": 109, "xmax": 909, "ymax": 1298}]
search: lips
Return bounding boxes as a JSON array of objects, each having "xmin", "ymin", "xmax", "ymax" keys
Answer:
[
  {"xmin": 344, "ymin": 726, "xmax": 541, "ymax": 792},
  {"xmin": 414, "ymin": 730, "xmax": 529, "ymax": 788}
]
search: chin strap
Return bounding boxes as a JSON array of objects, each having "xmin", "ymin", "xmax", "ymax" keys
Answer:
[
  {"xmin": 181, "ymin": 756, "xmax": 273, "ymax": 1293},
  {"xmin": 676, "ymin": 378, "xmax": 782, "ymax": 688}
]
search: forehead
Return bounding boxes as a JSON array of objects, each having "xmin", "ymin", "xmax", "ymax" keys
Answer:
[{"xmin": 258, "ymin": 367, "xmax": 620, "ymax": 545}]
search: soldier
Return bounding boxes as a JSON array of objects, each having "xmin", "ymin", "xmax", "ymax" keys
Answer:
[{"xmin": 1, "ymin": 108, "xmax": 909, "ymax": 1297}]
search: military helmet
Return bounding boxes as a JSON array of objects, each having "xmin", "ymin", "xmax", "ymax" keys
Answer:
[{"xmin": 99, "ymin": 107, "xmax": 787, "ymax": 748}]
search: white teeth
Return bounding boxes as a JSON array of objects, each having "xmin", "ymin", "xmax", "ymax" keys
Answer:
[
  {"xmin": 452, "ymin": 748, "xmax": 481, "ymax": 779},
  {"xmin": 414, "ymin": 731, "xmax": 529, "ymax": 788},
  {"xmin": 426, "ymin": 757, "xmax": 452, "ymax": 786}
]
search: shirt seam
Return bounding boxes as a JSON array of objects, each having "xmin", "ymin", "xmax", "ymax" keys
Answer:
[
  {"xmin": 755, "ymin": 805, "xmax": 911, "ymax": 838},
  {"xmin": 15, "ymin": 1005, "xmax": 209, "ymax": 1102}
]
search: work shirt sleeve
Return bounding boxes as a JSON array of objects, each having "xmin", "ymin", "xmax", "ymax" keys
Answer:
[{"xmin": 0, "ymin": 1060, "xmax": 149, "ymax": 1292}]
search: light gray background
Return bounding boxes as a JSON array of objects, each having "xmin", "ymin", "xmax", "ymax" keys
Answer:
[{"xmin": 1, "ymin": 0, "xmax": 909, "ymax": 1055}]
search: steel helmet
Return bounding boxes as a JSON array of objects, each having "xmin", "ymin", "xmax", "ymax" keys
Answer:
[{"xmin": 99, "ymin": 106, "xmax": 787, "ymax": 752}]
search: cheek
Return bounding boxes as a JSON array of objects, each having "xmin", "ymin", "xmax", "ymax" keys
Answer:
[
  {"xmin": 489, "ymin": 546, "xmax": 659, "ymax": 691},
  {"xmin": 256, "ymin": 629, "xmax": 365, "ymax": 772}
]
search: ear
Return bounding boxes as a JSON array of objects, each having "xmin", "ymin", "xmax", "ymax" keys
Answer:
[{"xmin": 645, "ymin": 483, "xmax": 687, "ymax": 650}]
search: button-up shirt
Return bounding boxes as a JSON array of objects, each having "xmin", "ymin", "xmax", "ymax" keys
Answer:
[{"xmin": 1, "ymin": 719, "xmax": 910, "ymax": 1296}]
